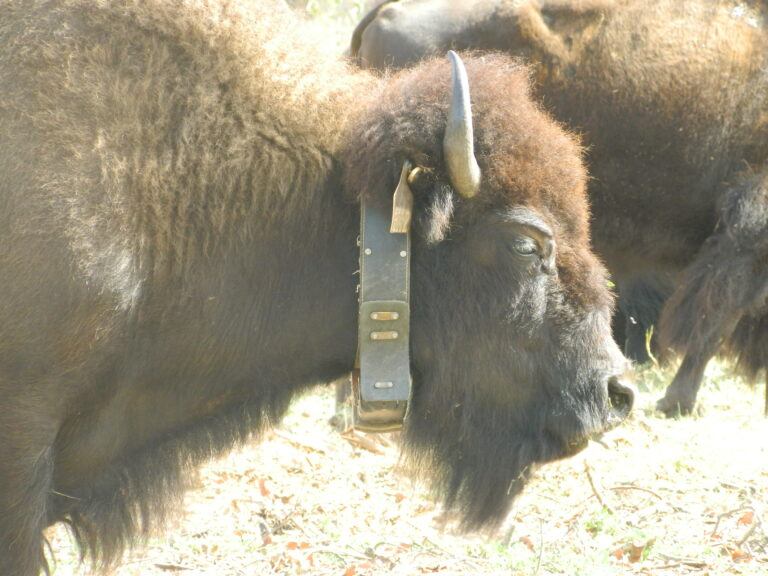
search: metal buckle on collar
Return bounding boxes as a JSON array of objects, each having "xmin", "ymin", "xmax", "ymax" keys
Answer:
[{"xmin": 354, "ymin": 161, "xmax": 415, "ymax": 432}]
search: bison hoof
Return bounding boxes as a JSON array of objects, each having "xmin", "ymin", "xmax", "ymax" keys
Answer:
[{"xmin": 655, "ymin": 393, "xmax": 697, "ymax": 418}]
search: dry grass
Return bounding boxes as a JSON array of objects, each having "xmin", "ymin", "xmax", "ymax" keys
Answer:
[{"xmin": 47, "ymin": 361, "xmax": 768, "ymax": 575}]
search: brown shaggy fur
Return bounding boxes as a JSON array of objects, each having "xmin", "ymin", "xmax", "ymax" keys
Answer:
[{"xmin": 0, "ymin": 1, "xmax": 631, "ymax": 574}]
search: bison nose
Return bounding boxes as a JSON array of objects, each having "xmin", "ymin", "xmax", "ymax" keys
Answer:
[{"xmin": 607, "ymin": 376, "xmax": 634, "ymax": 425}]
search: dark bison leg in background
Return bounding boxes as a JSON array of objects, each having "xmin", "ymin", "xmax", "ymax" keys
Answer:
[
  {"xmin": 615, "ymin": 275, "xmax": 674, "ymax": 364},
  {"xmin": 658, "ymin": 170, "xmax": 768, "ymax": 416},
  {"xmin": 623, "ymin": 316, "xmax": 653, "ymax": 364},
  {"xmin": 656, "ymin": 328, "xmax": 727, "ymax": 416},
  {"xmin": 657, "ymin": 238, "xmax": 756, "ymax": 415},
  {"xmin": 0, "ymin": 403, "xmax": 56, "ymax": 576}
]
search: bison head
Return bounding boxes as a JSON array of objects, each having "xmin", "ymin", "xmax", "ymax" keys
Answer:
[
  {"xmin": 342, "ymin": 53, "xmax": 632, "ymax": 529},
  {"xmin": 352, "ymin": 0, "xmax": 617, "ymax": 75}
]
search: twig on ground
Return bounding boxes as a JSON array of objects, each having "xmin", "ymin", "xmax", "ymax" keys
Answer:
[
  {"xmin": 154, "ymin": 563, "xmax": 193, "ymax": 572},
  {"xmin": 645, "ymin": 560, "xmax": 708, "ymax": 571},
  {"xmin": 313, "ymin": 547, "xmax": 372, "ymax": 562},
  {"xmin": 340, "ymin": 428, "xmax": 385, "ymax": 454},
  {"xmin": 534, "ymin": 516, "xmax": 544, "ymax": 576},
  {"xmin": 609, "ymin": 484, "xmax": 664, "ymax": 500},
  {"xmin": 272, "ymin": 429, "xmax": 328, "ymax": 454},
  {"xmin": 711, "ymin": 506, "xmax": 754, "ymax": 538},
  {"xmin": 608, "ymin": 484, "xmax": 685, "ymax": 512},
  {"xmin": 526, "ymin": 491, "xmax": 562, "ymax": 504},
  {"xmin": 719, "ymin": 480, "xmax": 751, "ymax": 493},
  {"xmin": 656, "ymin": 553, "xmax": 708, "ymax": 568},
  {"xmin": 584, "ymin": 462, "xmax": 613, "ymax": 513}
]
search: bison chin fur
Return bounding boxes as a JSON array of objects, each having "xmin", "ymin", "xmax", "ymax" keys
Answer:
[{"xmin": 403, "ymin": 401, "xmax": 548, "ymax": 530}]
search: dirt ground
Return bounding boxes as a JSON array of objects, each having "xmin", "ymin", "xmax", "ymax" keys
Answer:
[{"xmin": 48, "ymin": 362, "xmax": 768, "ymax": 576}]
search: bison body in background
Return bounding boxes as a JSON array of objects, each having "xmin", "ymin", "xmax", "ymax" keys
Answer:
[
  {"xmin": 0, "ymin": 1, "xmax": 632, "ymax": 574},
  {"xmin": 353, "ymin": 0, "xmax": 768, "ymax": 415}
]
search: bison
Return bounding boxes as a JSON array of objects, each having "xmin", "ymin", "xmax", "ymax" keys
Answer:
[
  {"xmin": 352, "ymin": 0, "xmax": 768, "ymax": 416},
  {"xmin": 0, "ymin": 1, "xmax": 633, "ymax": 574}
]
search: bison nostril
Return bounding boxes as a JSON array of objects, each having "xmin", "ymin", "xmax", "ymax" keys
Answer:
[{"xmin": 607, "ymin": 376, "xmax": 635, "ymax": 420}]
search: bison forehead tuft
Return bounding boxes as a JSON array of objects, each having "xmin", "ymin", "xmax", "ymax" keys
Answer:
[{"xmin": 342, "ymin": 52, "xmax": 590, "ymax": 247}]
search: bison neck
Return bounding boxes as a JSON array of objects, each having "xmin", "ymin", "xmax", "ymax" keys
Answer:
[{"xmin": 52, "ymin": 171, "xmax": 361, "ymax": 492}]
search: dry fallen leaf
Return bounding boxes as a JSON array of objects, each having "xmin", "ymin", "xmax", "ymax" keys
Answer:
[
  {"xmin": 610, "ymin": 538, "xmax": 654, "ymax": 563},
  {"xmin": 731, "ymin": 548, "xmax": 752, "ymax": 562},
  {"xmin": 519, "ymin": 535, "xmax": 535, "ymax": 552},
  {"xmin": 737, "ymin": 510, "xmax": 754, "ymax": 526},
  {"xmin": 341, "ymin": 429, "xmax": 385, "ymax": 455},
  {"xmin": 628, "ymin": 541, "xmax": 649, "ymax": 563}
]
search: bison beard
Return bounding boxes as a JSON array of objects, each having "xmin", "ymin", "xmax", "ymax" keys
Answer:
[
  {"xmin": 0, "ymin": 1, "xmax": 631, "ymax": 574},
  {"xmin": 351, "ymin": 0, "xmax": 768, "ymax": 416}
]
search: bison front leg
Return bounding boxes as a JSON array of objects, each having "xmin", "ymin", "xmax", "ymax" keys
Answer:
[
  {"xmin": 657, "ymin": 171, "xmax": 768, "ymax": 416},
  {"xmin": 0, "ymin": 410, "xmax": 56, "ymax": 576},
  {"xmin": 655, "ymin": 331, "xmax": 725, "ymax": 416}
]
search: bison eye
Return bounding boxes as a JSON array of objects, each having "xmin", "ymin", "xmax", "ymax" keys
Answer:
[{"xmin": 512, "ymin": 237, "xmax": 538, "ymax": 256}]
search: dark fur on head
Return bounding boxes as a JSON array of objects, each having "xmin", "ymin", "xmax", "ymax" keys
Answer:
[{"xmin": 342, "ymin": 55, "xmax": 622, "ymax": 528}]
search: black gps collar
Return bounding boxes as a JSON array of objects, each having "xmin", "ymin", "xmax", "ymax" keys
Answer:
[{"xmin": 353, "ymin": 161, "xmax": 415, "ymax": 432}]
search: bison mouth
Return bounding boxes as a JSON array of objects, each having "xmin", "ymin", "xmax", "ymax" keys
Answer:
[{"xmin": 547, "ymin": 375, "xmax": 636, "ymax": 461}]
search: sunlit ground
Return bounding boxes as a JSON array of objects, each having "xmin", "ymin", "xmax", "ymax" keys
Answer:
[{"xmin": 48, "ymin": 360, "xmax": 768, "ymax": 575}]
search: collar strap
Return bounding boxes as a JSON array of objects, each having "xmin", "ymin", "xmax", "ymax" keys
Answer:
[{"xmin": 354, "ymin": 161, "xmax": 414, "ymax": 432}]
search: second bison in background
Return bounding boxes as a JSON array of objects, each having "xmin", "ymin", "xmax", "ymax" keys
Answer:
[{"xmin": 353, "ymin": 0, "xmax": 768, "ymax": 415}]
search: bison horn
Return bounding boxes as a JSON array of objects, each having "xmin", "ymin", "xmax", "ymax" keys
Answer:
[{"xmin": 444, "ymin": 51, "xmax": 481, "ymax": 199}]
